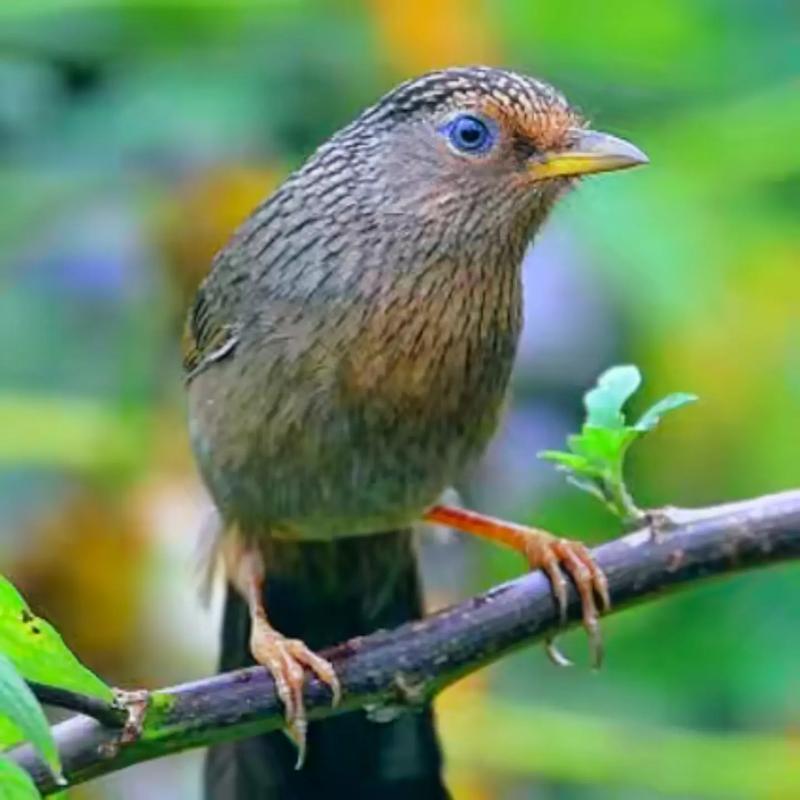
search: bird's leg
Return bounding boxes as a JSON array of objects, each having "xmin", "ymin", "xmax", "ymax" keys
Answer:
[
  {"xmin": 224, "ymin": 538, "xmax": 341, "ymax": 767},
  {"xmin": 424, "ymin": 505, "xmax": 611, "ymax": 667}
]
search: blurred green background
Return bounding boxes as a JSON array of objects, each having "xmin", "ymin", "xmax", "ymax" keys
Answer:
[{"xmin": 1, "ymin": 1, "xmax": 799, "ymax": 797}]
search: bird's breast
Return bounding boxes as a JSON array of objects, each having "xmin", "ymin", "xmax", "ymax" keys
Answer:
[
  {"xmin": 339, "ymin": 254, "xmax": 522, "ymax": 446},
  {"xmin": 188, "ymin": 246, "xmax": 525, "ymax": 538}
]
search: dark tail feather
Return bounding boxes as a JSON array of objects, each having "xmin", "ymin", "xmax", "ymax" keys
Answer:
[{"xmin": 204, "ymin": 529, "xmax": 450, "ymax": 799}]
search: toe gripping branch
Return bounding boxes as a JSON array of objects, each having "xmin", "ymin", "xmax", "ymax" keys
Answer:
[
  {"xmin": 424, "ymin": 505, "xmax": 611, "ymax": 667},
  {"xmin": 248, "ymin": 615, "xmax": 341, "ymax": 768}
]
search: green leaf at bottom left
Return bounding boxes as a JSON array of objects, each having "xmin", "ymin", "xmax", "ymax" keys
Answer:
[
  {"xmin": 0, "ymin": 757, "xmax": 40, "ymax": 799},
  {"xmin": 0, "ymin": 576, "xmax": 112, "ymax": 702},
  {"xmin": 0, "ymin": 654, "xmax": 61, "ymax": 784}
]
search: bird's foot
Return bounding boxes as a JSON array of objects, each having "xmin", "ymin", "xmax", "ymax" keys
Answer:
[
  {"xmin": 250, "ymin": 618, "xmax": 341, "ymax": 768},
  {"xmin": 424, "ymin": 505, "xmax": 610, "ymax": 668},
  {"xmin": 521, "ymin": 533, "xmax": 610, "ymax": 668}
]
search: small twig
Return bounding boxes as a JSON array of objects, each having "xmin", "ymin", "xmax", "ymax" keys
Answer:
[
  {"xmin": 27, "ymin": 682, "xmax": 126, "ymax": 729},
  {"xmin": 11, "ymin": 488, "xmax": 800, "ymax": 795}
]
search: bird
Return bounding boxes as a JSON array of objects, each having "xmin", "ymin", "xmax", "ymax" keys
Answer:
[{"xmin": 184, "ymin": 65, "xmax": 647, "ymax": 799}]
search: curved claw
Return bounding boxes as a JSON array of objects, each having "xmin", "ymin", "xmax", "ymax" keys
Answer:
[
  {"xmin": 572, "ymin": 541, "xmax": 611, "ymax": 613},
  {"xmin": 250, "ymin": 622, "xmax": 340, "ymax": 768},
  {"xmin": 286, "ymin": 710, "xmax": 308, "ymax": 770},
  {"xmin": 545, "ymin": 636, "xmax": 573, "ymax": 667},
  {"xmin": 540, "ymin": 550, "xmax": 569, "ymax": 625},
  {"xmin": 554, "ymin": 540, "xmax": 604, "ymax": 669},
  {"xmin": 525, "ymin": 535, "xmax": 610, "ymax": 669},
  {"xmin": 286, "ymin": 638, "xmax": 342, "ymax": 707}
]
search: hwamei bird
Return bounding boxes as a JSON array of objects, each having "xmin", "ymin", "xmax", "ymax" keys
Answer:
[{"xmin": 184, "ymin": 66, "xmax": 647, "ymax": 799}]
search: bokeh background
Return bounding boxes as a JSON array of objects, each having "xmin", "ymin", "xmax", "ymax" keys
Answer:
[{"xmin": 2, "ymin": 1, "xmax": 799, "ymax": 797}]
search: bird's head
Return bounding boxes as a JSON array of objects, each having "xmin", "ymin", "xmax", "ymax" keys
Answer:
[{"xmin": 332, "ymin": 66, "xmax": 647, "ymax": 249}]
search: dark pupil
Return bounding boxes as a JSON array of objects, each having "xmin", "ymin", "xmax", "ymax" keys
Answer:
[{"xmin": 459, "ymin": 121, "xmax": 482, "ymax": 144}]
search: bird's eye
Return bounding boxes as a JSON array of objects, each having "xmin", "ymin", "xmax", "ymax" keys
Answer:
[{"xmin": 444, "ymin": 114, "xmax": 495, "ymax": 154}]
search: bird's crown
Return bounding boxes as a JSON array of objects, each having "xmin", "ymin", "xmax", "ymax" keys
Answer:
[{"xmin": 355, "ymin": 66, "xmax": 578, "ymax": 154}]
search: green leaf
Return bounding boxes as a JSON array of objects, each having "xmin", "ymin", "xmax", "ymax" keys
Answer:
[
  {"xmin": 566, "ymin": 475, "xmax": 609, "ymax": 504},
  {"xmin": 634, "ymin": 392, "xmax": 698, "ymax": 432},
  {"xmin": 0, "ymin": 654, "xmax": 60, "ymax": 783},
  {"xmin": 0, "ymin": 576, "xmax": 112, "ymax": 702},
  {"xmin": 569, "ymin": 426, "xmax": 638, "ymax": 463},
  {"xmin": 537, "ymin": 450, "xmax": 592, "ymax": 472},
  {"xmin": 0, "ymin": 714, "xmax": 25, "ymax": 749},
  {"xmin": 584, "ymin": 365, "xmax": 641, "ymax": 429},
  {"xmin": 538, "ymin": 364, "xmax": 699, "ymax": 521},
  {"xmin": 0, "ymin": 757, "xmax": 40, "ymax": 800}
]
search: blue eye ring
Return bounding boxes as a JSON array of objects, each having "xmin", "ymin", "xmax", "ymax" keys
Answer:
[{"xmin": 442, "ymin": 114, "xmax": 496, "ymax": 155}]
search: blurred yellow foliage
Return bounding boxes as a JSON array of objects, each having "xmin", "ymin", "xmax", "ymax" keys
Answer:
[
  {"xmin": 11, "ymin": 489, "xmax": 147, "ymax": 684},
  {"xmin": 437, "ymin": 670, "xmax": 495, "ymax": 800},
  {"xmin": 157, "ymin": 165, "xmax": 282, "ymax": 308},
  {"xmin": 642, "ymin": 245, "xmax": 800, "ymax": 502},
  {"xmin": 369, "ymin": 0, "xmax": 497, "ymax": 75}
]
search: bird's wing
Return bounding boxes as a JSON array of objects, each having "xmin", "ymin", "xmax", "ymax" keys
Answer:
[{"xmin": 182, "ymin": 271, "xmax": 242, "ymax": 381}]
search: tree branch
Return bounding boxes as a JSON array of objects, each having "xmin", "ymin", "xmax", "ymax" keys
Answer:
[
  {"xmin": 12, "ymin": 489, "xmax": 800, "ymax": 795},
  {"xmin": 27, "ymin": 682, "xmax": 126, "ymax": 729}
]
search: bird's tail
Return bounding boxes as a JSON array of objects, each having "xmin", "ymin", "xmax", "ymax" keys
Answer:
[{"xmin": 204, "ymin": 529, "xmax": 449, "ymax": 799}]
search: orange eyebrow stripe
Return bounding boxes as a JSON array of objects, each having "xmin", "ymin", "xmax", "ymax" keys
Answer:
[{"xmin": 470, "ymin": 95, "xmax": 579, "ymax": 152}]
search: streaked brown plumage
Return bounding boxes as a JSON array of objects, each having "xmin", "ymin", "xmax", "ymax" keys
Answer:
[{"xmin": 185, "ymin": 66, "xmax": 646, "ymax": 798}]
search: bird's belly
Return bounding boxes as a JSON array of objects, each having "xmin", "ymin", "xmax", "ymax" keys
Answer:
[
  {"xmin": 189, "ymin": 359, "xmax": 511, "ymax": 541},
  {"xmin": 188, "ymin": 286, "xmax": 519, "ymax": 541},
  {"xmin": 191, "ymin": 402, "xmax": 501, "ymax": 541}
]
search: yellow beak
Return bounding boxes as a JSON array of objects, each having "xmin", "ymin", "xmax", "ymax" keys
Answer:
[{"xmin": 529, "ymin": 130, "xmax": 648, "ymax": 181}]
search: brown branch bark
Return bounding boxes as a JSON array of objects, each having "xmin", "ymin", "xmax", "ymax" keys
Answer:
[{"xmin": 11, "ymin": 489, "xmax": 800, "ymax": 795}]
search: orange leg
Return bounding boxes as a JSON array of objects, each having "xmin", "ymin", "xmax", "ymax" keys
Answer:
[
  {"xmin": 424, "ymin": 505, "xmax": 610, "ymax": 667},
  {"xmin": 224, "ymin": 538, "xmax": 341, "ymax": 767}
]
